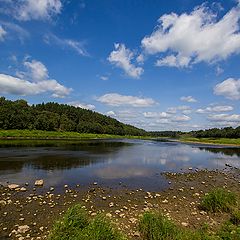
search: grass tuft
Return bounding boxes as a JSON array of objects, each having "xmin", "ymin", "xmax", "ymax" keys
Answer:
[
  {"xmin": 230, "ymin": 210, "xmax": 240, "ymax": 225},
  {"xmin": 48, "ymin": 204, "xmax": 126, "ymax": 240},
  {"xmin": 200, "ymin": 188, "xmax": 237, "ymax": 213}
]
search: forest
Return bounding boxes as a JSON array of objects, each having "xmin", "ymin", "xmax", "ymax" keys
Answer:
[{"xmin": 0, "ymin": 97, "xmax": 147, "ymax": 136}]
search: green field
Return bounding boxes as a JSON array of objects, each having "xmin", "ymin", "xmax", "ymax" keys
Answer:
[
  {"xmin": 0, "ymin": 129, "xmax": 150, "ymax": 140},
  {"xmin": 179, "ymin": 137, "xmax": 240, "ymax": 146}
]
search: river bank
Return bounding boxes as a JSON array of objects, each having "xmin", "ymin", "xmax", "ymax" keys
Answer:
[{"xmin": 1, "ymin": 168, "xmax": 240, "ymax": 239}]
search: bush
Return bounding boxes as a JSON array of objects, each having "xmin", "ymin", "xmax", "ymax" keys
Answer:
[
  {"xmin": 48, "ymin": 204, "xmax": 126, "ymax": 240},
  {"xmin": 200, "ymin": 188, "xmax": 237, "ymax": 213}
]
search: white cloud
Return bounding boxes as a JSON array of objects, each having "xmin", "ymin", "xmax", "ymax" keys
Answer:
[
  {"xmin": 156, "ymin": 55, "xmax": 190, "ymax": 68},
  {"xmin": 100, "ymin": 76, "xmax": 108, "ymax": 81},
  {"xmin": 214, "ymin": 78, "xmax": 240, "ymax": 100},
  {"xmin": 0, "ymin": 25, "xmax": 7, "ymax": 41},
  {"xmin": 216, "ymin": 66, "xmax": 224, "ymax": 76},
  {"xmin": 10, "ymin": 0, "xmax": 62, "ymax": 21},
  {"xmin": 196, "ymin": 105, "xmax": 233, "ymax": 113},
  {"xmin": 180, "ymin": 96, "xmax": 197, "ymax": 103},
  {"xmin": 97, "ymin": 93, "xmax": 156, "ymax": 107},
  {"xmin": 0, "ymin": 59, "xmax": 71, "ymax": 98},
  {"xmin": 108, "ymin": 43, "xmax": 144, "ymax": 78},
  {"xmin": 106, "ymin": 111, "xmax": 116, "ymax": 116},
  {"xmin": 0, "ymin": 21, "xmax": 30, "ymax": 43},
  {"xmin": 208, "ymin": 114, "xmax": 240, "ymax": 122},
  {"xmin": 172, "ymin": 115, "xmax": 191, "ymax": 122},
  {"xmin": 67, "ymin": 101, "xmax": 95, "ymax": 110},
  {"xmin": 142, "ymin": 2, "xmax": 240, "ymax": 67},
  {"xmin": 44, "ymin": 33, "xmax": 88, "ymax": 56},
  {"xmin": 167, "ymin": 105, "xmax": 191, "ymax": 114},
  {"xmin": 143, "ymin": 111, "xmax": 170, "ymax": 118}
]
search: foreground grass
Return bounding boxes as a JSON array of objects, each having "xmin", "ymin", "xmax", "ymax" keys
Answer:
[
  {"xmin": 179, "ymin": 137, "xmax": 240, "ymax": 146},
  {"xmin": 48, "ymin": 204, "xmax": 126, "ymax": 240},
  {"xmin": 200, "ymin": 188, "xmax": 237, "ymax": 213},
  {"xmin": 0, "ymin": 129, "xmax": 149, "ymax": 140},
  {"xmin": 139, "ymin": 212, "xmax": 240, "ymax": 240}
]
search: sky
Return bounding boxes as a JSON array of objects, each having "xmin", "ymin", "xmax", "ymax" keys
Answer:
[{"xmin": 0, "ymin": 0, "xmax": 240, "ymax": 131}]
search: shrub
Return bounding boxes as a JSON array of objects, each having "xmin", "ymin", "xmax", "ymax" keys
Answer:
[{"xmin": 200, "ymin": 188, "xmax": 237, "ymax": 213}]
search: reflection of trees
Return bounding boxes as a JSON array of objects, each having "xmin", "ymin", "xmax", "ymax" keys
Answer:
[
  {"xmin": 198, "ymin": 147, "xmax": 240, "ymax": 157},
  {"xmin": 0, "ymin": 141, "xmax": 131, "ymax": 172}
]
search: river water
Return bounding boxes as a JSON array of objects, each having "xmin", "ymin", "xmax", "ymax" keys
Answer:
[{"xmin": 0, "ymin": 139, "xmax": 240, "ymax": 191}]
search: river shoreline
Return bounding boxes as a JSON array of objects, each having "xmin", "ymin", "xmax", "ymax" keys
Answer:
[{"xmin": 1, "ymin": 168, "xmax": 240, "ymax": 239}]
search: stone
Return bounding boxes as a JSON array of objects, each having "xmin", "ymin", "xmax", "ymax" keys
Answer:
[
  {"xmin": 20, "ymin": 187, "xmax": 27, "ymax": 192},
  {"xmin": 17, "ymin": 225, "xmax": 30, "ymax": 234},
  {"xmin": 106, "ymin": 213, "xmax": 112, "ymax": 218},
  {"xmin": 50, "ymin": 187, "xmax": 54, "ymax": 191},
  {"xmin": 162, "ymin": 199, "xmax": 168, "ymax": 203},
  {"xmin": 181, "ymin": 222, "xmax": 189, "ymax": 227},
  {"xmin": 35, "ymin": 180, "xmax": 44, "ymax": 186},
  {"xmin": 133, "ymin": 231, "xmax": 140, "ymax": 237},
  {"xmin": 8, "ymin": 184, "xmax": 20, "ymax": 190}
]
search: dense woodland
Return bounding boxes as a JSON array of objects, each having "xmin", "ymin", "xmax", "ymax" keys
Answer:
[{"xmin": 0, "ymin": 97, "xmax": 147, "ymax": 136}]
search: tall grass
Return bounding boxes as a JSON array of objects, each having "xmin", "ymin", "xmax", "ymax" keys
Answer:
[
  {"xmin": 48, "ymin": 204, "xmax": 126, "ymax": 240},
  {"xmin": 200, "ymin": 188, "xmax": 237, "ymax": 213}
]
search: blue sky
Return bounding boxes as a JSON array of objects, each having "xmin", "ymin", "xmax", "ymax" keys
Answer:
[{"xmin": 0, "ymin": 0, "xmax": 240, "ymax": 131}]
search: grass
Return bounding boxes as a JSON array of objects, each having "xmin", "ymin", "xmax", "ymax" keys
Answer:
[
  {"xmin": 0, "ymin": 129, "xmax": 150, "ymax": 140},
  {"xmin": 230, "ymin": 210, "xmax": 240, "ymax": 225},
  {"xmin": 138, "ymin": 212, "xmax": 216, "ymax": 240},
  {"xmin": 48, "ymin": 204, "xmax": 126, "ymax": 240},
  {"xmin": 179, "ymin": 137, "xmax": 240, "ymax": 146},
  {"xmin": 200, "ymin": 188, "xmax": 237, "ymax": 213}
]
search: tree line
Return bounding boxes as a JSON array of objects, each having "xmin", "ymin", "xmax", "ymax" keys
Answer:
[{"xmin": 0, "ymin": 97, "xmax": 147, "ymax": 136}]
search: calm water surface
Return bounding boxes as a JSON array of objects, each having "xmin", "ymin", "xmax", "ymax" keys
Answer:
[{"xmin": 0, "ymin": 139, "xmax": 240, "ymax": 191}]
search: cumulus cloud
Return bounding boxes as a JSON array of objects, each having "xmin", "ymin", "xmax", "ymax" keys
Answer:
[
  {"xmin": 180, "ymin": 96, "xmax": 197, "ymax": 103},
  {"xmin": 67, "ymin": 101, "xmax": 95, "ymax": 110},
  {"xmin": 0, "ymin": 25, "xmax": 6, "ymax": 41},
  {"xmin": 142, "ymin": 2, "xmax": 240, "ymax": 67},
  {"xmin": 214, "ymin": 78, "xmax": 240, "ymax": 100},
  {"xmin": 172, "ymin": 115, "xmax": 191, "ymax": 122},
  {"xmin": 143, "ymin": 111, "xmax": 170, "ymax": 118},
  {"xmin": 196, "ymin": 105, "xmax": 233, "ymax": 114},
  {"xmin": 208, "ymin": 114, "xmax": 240, "ymax": 122},
  {"xmin": 108, "ymin": 43, "xmax": 144, "ymax": 78},
  {"xmin": 97, "ymin": 93, "xmax": 156, "ymax": 107},
  {"xmin": 44, "ymin": 33, "xmax": 88, "ymax": 56},
  {"xmin": 167, "ymin": 105, "xmax": 191, "ymax": 114},
  {"xmin": 106, "ymin": 111, "xmax": 116, "ymax": 117},
  {"xmin": 2, "ymin": 0, "xmax": 62, "ymax": 21},
  {"xmin": 0, "ymin": 59, "xmax": 71, "ymax": 98}
]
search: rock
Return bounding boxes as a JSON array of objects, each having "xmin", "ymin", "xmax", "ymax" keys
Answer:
[
  {"xmin": 181, "ymin": 222, "xmax": 189, "ymax": 227},
  {"xmin": 106, "ymin": 213, "xmax": 112, "ymax": 218},
  {"xmin": 162, "ymin": 199, "xmax": 168, "ymax": 203},
  {"xmin": 93, "ymin": 182, "xmax": 98, "ymax": 185},
  {"xmin": 133, "ymin": 231, "xmax": 140, "ymax": 237},
  {"xmin": 190, "ymin": 187, "xmax": 194, "ymax": 190},
  {"xmin": 35, "ymin": 180, "xmax": 44, "ymax": 186},
  {"xmin": 109, "ymin": 202, "xmax": 114, "ymax": 207},
  {"xmin": 17, "ymin": 225, "xmax": 30, "ymax": 234},
  {"xmin": 0, "ymin": 200, "xmax": 7, "ymax": 206},
  {"xmin": 155, "ymin": 193, "xmax": 161, "ymax": 197},
  {"xmin": 8, "ymin": 184, "xmax": 20, "ymax": 190},
  {"xmin": 129, "ymin": 218, "xmax": 137, "ymax": 224},
  {"xmin": 50, "ymin": 187, "xmax": 54, "ymax": 191},
  {"xmin": 20, "ymin": 187, "xmax": 27, "ymax": 192},
  {"xmin": 102, "ymin": 197, "xmax": 107, "ymax": 200}
]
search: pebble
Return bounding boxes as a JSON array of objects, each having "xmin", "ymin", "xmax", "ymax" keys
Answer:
[
  {"xmin": 35, "ymin": 180, "xmax": 44, "ymax": 186},
  {"xmin": 181, "ymin": 222, "xmax": 189, "ymax": 227},
  {"xmin": 8, "ymin": 184, "xmax": 20, "ymax": 190},
  {"xmin": 17, "ymin": 225, "xmax": 30, "ymax": 234}
]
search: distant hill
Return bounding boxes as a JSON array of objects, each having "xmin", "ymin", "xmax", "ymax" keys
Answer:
[{"xmin": 0, "ymin": 97, "xmax": 147, "ymax": 136}]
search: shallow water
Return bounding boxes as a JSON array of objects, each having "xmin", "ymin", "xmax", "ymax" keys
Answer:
[{"xmin": 0, "ymin": 139, "xmax": 240, "ymax": 191}]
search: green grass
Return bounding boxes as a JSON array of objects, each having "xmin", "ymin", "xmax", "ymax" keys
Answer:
[
  {"xmin": 0, "ymin": 129, "xmax": 150, "ymax": 140},
  {"xmin": 200, "ymin": 188, "xmax": 237, "ymax": 213},
  {"xmin": 179, "ymin": 137, "xmax": 240, "ymax": 146},
  {"xmin": 48, "ymin": 204, "xmax": 126, "ymax": 240},
  {"xmin": 138, "ymin": 212, "xmax": 216, "ymax": 240},
  {"xmin": 230, "ymin": 210, "xmax": 240, "ymax": 225}
]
